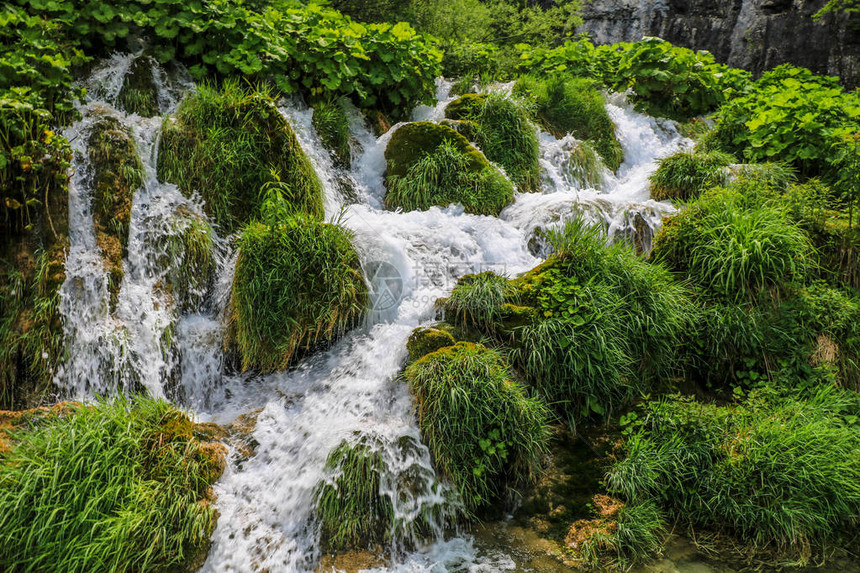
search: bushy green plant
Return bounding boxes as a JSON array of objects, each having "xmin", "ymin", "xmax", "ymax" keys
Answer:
[
  {"xmin": 444, "ymin": 92, "xmax": 541, "ymax": 191},
  {"xmin": 514, "ymin": 74, "xmax": 623, "ymax": 171},
  {"xmin": 442, "ymin": 272, "xmax": 516, "ymax": 331},
  {"xmin": 158, "ymin": 81, "xmax": 323, "ymax": 232},
  {"xmin": 711, "ymin": 65, "xmax": 860, "ymax": 178},
  {"xmin": 649, "ymin": 149, "xmax": 735, "ymax": 201},
  {"xmin": 385, "ymin": 139, "xmax": 514, "ymax": 215},
  {"xmin": 404, "ymin": 342, "xmax": 551, "ymax": 513},
  {"xmin": 312, "ymin": 98, "xmax": 351, "ymax": 168},
  {"xmin": 161, "ymin": 208, "xmax": 215, "ymax": 312},
  {"xmin": 578, "ymin": 500, "xmax": 667, "ymax": 568},
  {"xmin": 229, "ymin": 206, "xmax": 367, "ymax": 372},
  {"xmin": 0, "ymin": 396, "xmax": 225, "ymax": 572},
  {"xmin": 608, "ymin": 388, "xmax": 860, "ymax": 560},
  {"xmin": 563, "ymin": 140, "xmax": 606, "ymax": 189}
]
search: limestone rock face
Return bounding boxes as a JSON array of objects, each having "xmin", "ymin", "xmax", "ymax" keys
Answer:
[{"xmin": 579, "ymin": 0, "xmax": 860, "ymax": 88}]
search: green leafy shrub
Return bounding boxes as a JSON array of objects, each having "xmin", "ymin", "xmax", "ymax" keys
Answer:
[
  {"xmin": 385, "ymin": 139, "xmax": 514, "ymax": 215},
  {"xmin": 653, "ymin": 188, "xmax": 813, "ymax": 302},
  {"xmin": 403, "ymin": 342, "xmax": 551, "ymax": 513},
  {"xmin": 608, "ymin": 388, "xmax": 860, "ymax": 560},
  {"xmin": 312, "ymin": 98, "xmax": 351, "ymax": 168},
  {"xmin": 443, "ymin": 93, "xmax": 541, "ymax": 192},
  {"xmin": 711, "ymin": 65, "xmax": 860, "ymax": 178},
  {"xmin": 649, "ymin": 149, "xmax": 735, "ymax": 201},
  {"xmin": 158, "ymin": 81, "xmax": 323, "ymax": 232},
  {"xmin": 513, "ymin": 74, "xmax": 623, "ymax": 171},
  {"xmin": 229, "ymin": 207, "xmax": 367, "ymax": 372},
  {"xmin": 0, "ymin": 397, "xmax": 226, "ymax": 572}
]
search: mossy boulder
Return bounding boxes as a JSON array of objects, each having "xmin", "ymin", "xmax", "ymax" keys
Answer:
[
  {"xmin": 564, "ymin": 140, "xmax": 606, "ymax": 190},
  {"xmin": 404, "ymin": 342, "xmax": 551, "ymax": 513},
  {"xmin": 384, "ymin": 122, "xmax": 514, "ymax": 215},
  {"xmin": 88, "ymin": 116, "xmax": 144, "ymax": 310},
  {"xmin": 513, "ymin": 75, "xmax": 624, "ymax": 172},
  {"xmin": 312, "ymin": 99, "xmax": 351, "ymax": 168},
  {"xmin": 229, "ymin": 212, "xmax": 367, "ymax": 372},
  {"xmin": 649, "ymin": 149, "xmax": 735, "ymax": 201},
  {"xmin": 158, "ymin": 81, "xmax": 323, "ymax": 232},
  {"xmin": 0, "ymin": 398, "xmax": 226, "ymax": 572},
  {"xmin": 406, "ymin": 327, "xmax": 456, "ymax": 361},
  {"xmin": 444, "ymin": 93, "xmax": 541, "ymax": 192},
  {"xmin": 159, "ymin": 207, "xmax": 215, "ymax": 312},
  {"xmin": 118, "ymin": 55, "xmax": 160, "ymax": 117}
]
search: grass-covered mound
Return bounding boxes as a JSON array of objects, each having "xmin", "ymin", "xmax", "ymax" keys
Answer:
[
  {"xmin": 229, "ymin": 209, "xmax": 367, "ymax": 372},
  {"xmin": 403, "ymin": 342, "xmax": 550, "ymax": 513},
  {"xmin": 160, "ymin": 208, "xmax": 215, "ymax": 313},
  {"xmin": 406, "ymin": 327, "xmax": 456, "ymax": 362},
  {"xmin": 0, "ymin": 397, "xmax": 226, "ymax": 572},
  {"xmin": 513, "ymin": 75, "xmax": 623, "ymax": 172},
  {"xmin": 384, "ymin": 122, "xmax": 514, "ymax": 215},
  {"xmin": 158, "ymin": 81, "xmax": 323, "ymax": 232},
  {"xmin": 607, "ymin": 387, "xmax": 860, "ymax": 562},
  {"xmin": 313, "ymin": 433, "xmax": 447, "ymax": 552},
  {"xmin": 88, "ymin": 116, "xmax": 145, "ymax": 308},
  {"xmin": 444, "ymin": 93, "xmax": 541, "ymax": 192},
  {"xmin": 563, "ymin": 140, "xmax": 605, "ymax": 189},
  {"xmin": 649, "ymin": 149, "xmax": 734, "ymax": 201},
  {"xmin": 440, "ymin": 220, "xmax": 690, "ymax": 426},
  {"xmin": 118, "ymin": 55, "xmax": 160, "ymax": 117},
  {"xmin": 312, "ymin": 99, "xmax": 351, "ymax": 168}
]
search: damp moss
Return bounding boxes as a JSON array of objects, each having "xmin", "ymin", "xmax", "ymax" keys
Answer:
[
  {"xmin": 404, "ymin": 342, "xmax": 551, "ymax": 513},
  {"xmin": 161, "ymin": 207, "xmax": 215, "ymax": 313},
  {"xmin": 444, "ymin": 93, "xmax": 541, "ymax": 192},
  {"xmin": 313, "ymin": 99, "xmax": 352, "ymax": 168},
  {"xmin": 564, "ymin": 140, "xmax": 605, "ymax": 190},
  {"xmin": 406, "ymin": 327, "xmax": 456, "ymax": 362},
  {"xmin": 88, "ymin": 116, "xmax": 144, "ymax": 310},
  {"xmin": 157, "ymin": 80, "xmax": 324, "ymax": 232},
  {"xmin": 513, "ymin": 75, "xmax": 623, "ymax": 172},
  {"xmin": 228, "ymin": 212, "xmax": 367, "ymax": 372},
  {"xmin": 385, "ymin": 121, "xmax": 488, "ymax": 179},
  {"xmin": 117, "ymin": 56, "xmax": 160, "ymax": 118},
  {"xmin": 0, "ymin": 396, "xmax": 226, "ymax": 572}
]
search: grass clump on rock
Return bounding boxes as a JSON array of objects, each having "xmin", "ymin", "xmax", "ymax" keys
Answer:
[
  {"xmin": 161, "ymin": 208, "xmax": 215, "ymax": 312},
  {"xmin": 513, "ymin": 74, "xmax": 624, "ymax": 172},
  {"xmin": 403, "ymin": 342, "xmax": 551, "ymax": 513},
  {"xmin": 0, "ymin": 396, "xmax": 226, "ymax": 573},
  {"xmin": 607, "ymin": 387, "xmax": 860, "ymax": 562},
  {"xmin": 384, "ymin": 123, "xmax": 514, "ymax": 215},
  {"xmin": 649, "ymin": 149, "xmax": 735, "ymax": 201},
  {"xmin": 118, "ymin": 55, "xmax": 160, "ymax": 118},
  {"xmin": 88, "ymin": 116, "xmax": 145, "ymax": 308},
  {"xmin": 444, "ymin": 93, "xmax": 541, "ymax": 192},
  {"xmin": 158, "ymin": 81, "xmax": 323, "ymax": 232},
  {"xmin": 229, "ymin": 203, "xmax": 367, "ymax": 372},
  {"xmin": 312, "ymin": 98, "xmax": 352, "ymax": 167}
]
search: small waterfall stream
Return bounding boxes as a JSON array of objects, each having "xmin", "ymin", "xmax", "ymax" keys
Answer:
[{"xmin": 57, "ymin": 59, "xmax": 690, "ymax": 572}]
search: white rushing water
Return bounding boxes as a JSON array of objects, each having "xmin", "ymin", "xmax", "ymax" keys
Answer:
[{"xmin": 58, "ymin": 59, "xmax": 690, "ymax": 572}]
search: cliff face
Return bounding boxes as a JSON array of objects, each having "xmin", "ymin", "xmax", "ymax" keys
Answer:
[{"xmin": 578, "ymin": 0, "xmax": 860, "ymax": 87}]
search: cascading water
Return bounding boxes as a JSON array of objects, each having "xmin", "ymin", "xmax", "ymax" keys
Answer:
[{"xmin": 57, "ymin": 58, "xmax": 689, "ymax": 571}]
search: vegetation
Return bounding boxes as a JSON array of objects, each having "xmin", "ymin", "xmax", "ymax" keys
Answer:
[
  {"xmin": 406, "ymin": 327, "xmax": 456, "ymax": 362},
  {"xmin": 0, "ymin": 397, "xmax": 226, "ymax": 572},
  {"xmin": 403, "ymin": 342, "xmax": 551, "ymax": 513},
  {"xmin": 608, "ymin": 387, "xmax": 860, "ymax": 562},
  {"xmin": 649, "ymin": 149, "xmax": 735, "ymax": 201},
  {"xmin": 312, "ymin": 98, "xmax": 352, "ymax": 168},
  {"xmin": 117, "ymin": 56, "xmax": 160, "ymax": 117},
  {"xmin": 229, "ymin": 203, "xmax": 367, "ymax": 372},
  {"xmin": 158, "ymin": 81, "xmax": 323, "ymax": 232},
  {"xmin": 513, "ymin": 74, "xmax": 623, "ymax": 171},
  {"xmin": 444, "ymin": 93, "xmax": 541, "ymax": 191},
  {"xmin": 161, "ymin": 208, "xmax": 215, "ymax": 313}
]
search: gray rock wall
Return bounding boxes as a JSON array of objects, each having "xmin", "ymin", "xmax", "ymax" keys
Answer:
[{"xmin": 577, "ymin": 0, "xmax": 860, "ymax": 87}]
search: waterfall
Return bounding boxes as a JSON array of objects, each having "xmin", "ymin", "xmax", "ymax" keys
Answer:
[{"xmin": 56, "ymin": 56, "xmax": 689, "ymax": 571}]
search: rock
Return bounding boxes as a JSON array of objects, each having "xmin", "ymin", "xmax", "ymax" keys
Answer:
[
  {"xmin": 406, "ymin": 327, "xmax": 456, "ymax": 361},
  {"xmin": 118, "ymin": 55, "xmax": 160, "ymax": 117}
]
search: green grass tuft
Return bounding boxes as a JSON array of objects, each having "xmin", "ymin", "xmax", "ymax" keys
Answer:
[
  {"xmin": 385, "ymin": 139, "xmax": 514, "ymax": 216},
  {"xmin": 157, "ymin": 80, "xmax": 323, "ymax": 232},
  {"xmin": 312, "ymin": 98, "xmax": 351, "ymax": 168},
  {"xmin": 442, "ymin": 271, "xmax": 517, "ymax": 332},
  {"xmin": 0, "ymin": 396, "xmax": 225, "ymax": 573},
  {"xmin": 564, "ymin": 140, "xmax": 606, "ymax": 189},
  {"xmin": 404, "ymin": 342, "xmax": 551, "ymax": 513},
  {"xmin": 229, "ymin": 208, "xmax": 367, "ymax": 372},
  {"xmin": 649, "ymin": 149, "xmax": 735, "ymax": 201},
  {"xmin": 513, "ymin": 74, "xmax": 624, "ymax": 172},
  {"xmin": 117, "ymin": 56, "xmax": 160, "ymax": 118}
]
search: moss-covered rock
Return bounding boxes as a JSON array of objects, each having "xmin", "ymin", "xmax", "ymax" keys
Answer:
[
  {"xmin": 228, "ymin": 212, "xmax": 367, "ymax": 372},
  {"xmin": 313, "ymin": 99, "xmax": 351, "ymax": 168},
  {"xmin": 88, "ymin": 116, "xmax": 144, "ymax": 309},
  {"xmin": 563, "ymin": 140, "xmax": 606, "ymax": 190},
  {"xmin": 160, "ymin": 207, "xmax": 215, "ymax": 312},
  {"xmin": 406, "ymin": 327, "xmax": 456, "ymax": 361},
  {"xmin": 404, "ymin": 342, "xmax": 551, "ymax": 513},
  {"xmin": 385, "ymin": 121, "xmax": 488, "ymax": 179},
  {"xmin": 513, "ymin": 75, "xmax": 624, "ymax": 172},
  {"xmin": 118, "ymin": 55, "xmax": 160, "ymax": 118},
  {"xmin": 0, "ymin": 397, "xmax": 226, "ymax": 572},
  {"xmin": 444, "ymin": 93, "xmax": 541, "ymax": 192},
  {"xmin": 158, "ymin": 81, "xmax": 323, "ymax": 232}
]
